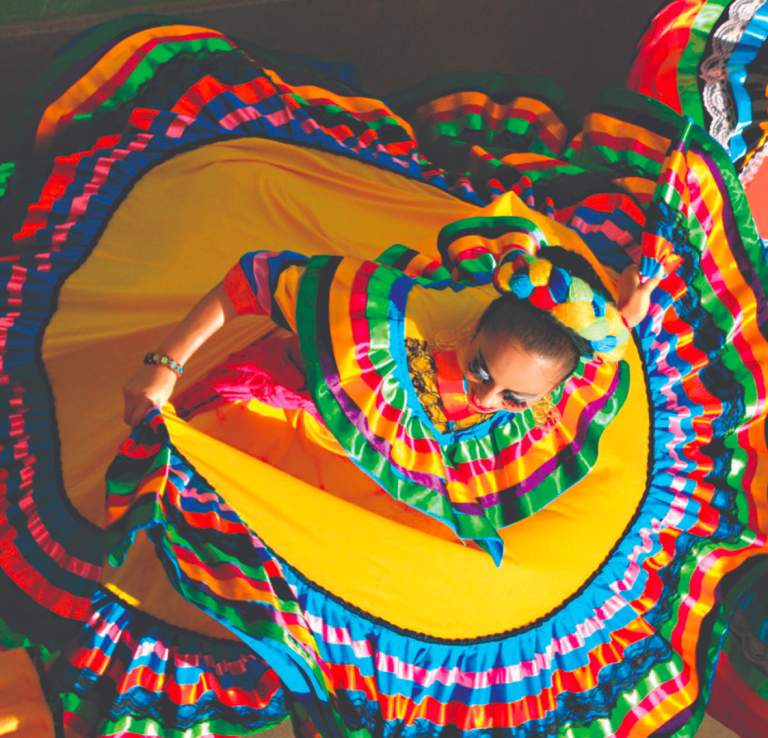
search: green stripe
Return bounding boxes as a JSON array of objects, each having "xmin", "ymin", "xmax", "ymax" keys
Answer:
[
  {"xmin": 430, "ymin": 112, "xmax": 534, "ymax": 140},
  {"xmin": 676, "ymin": 0, "xmax": 731, "ymax": 126},
  {"xmin": 439, "ymin": 215, "xmax": 547, "ymax": 253},
  {"xmin": 658, "ymin": 537, "xmax": 762, "ymax": 736},
  {"xmin": 562, "ymin": 652, "xmax": 688, "ymax": 738},
  {"xmin": 88, "ymin": 36, "xmax": 235, "ymax": 111},
  {"xmin": 724, "ymin": 434, "xmax": 753, "ymax": 527},
  {"xmin": 0, "ymin": 161, "xmax": 16, "ymax": 199},
  {"xmin": 491, "ymin": 365, "xmax": 630, "ymax": 528},
  {"xmin": 295, "ymin": 251, "xmax": 631, "ymax": 558},
  {"xmin": 675, "ymin": 116, "xmax": 766, "ymax": 434},
  {"xmin": 61, "ymin": 692, "xmax": 287, "ymax": 737},
  {"xmin": 42, "ymin": 36, "xmax": 236, "ymax": 137},
  {"xmin": 385, "ymin": 70, "xmax": 573, "ymax": 131},
  {"xmin": 289, "ymin": 94, "xmax": 409, "ymax": 135},
  {"xmin": 595, "ymin": 88, "xmax": 768, "ymax": 338},
  {"xmin": 295, "ymin": 257, "xmax": 502, "ymax": 548},
  {"xmin": 579, "ymin": 143, "xmax": 662, "ymax": 179},
  {"xmin": 22, "ymin": 14, "xmax": 191, "ymax": 128},
  {"xmin": 108, "ymin": 485, "xmax": 328, "ymax": 690}
]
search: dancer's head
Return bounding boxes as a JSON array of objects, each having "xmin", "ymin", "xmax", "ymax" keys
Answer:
[{"xmin": 457, "ymin": 247, "xmax": 625, "ymax": 414}]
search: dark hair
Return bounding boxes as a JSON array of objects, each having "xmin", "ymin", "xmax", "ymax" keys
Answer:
[
  {"xmin": 477, "ymin": 246, "xmax": 610, "ymax": 371},
  {"xmin": 540, "ymin": 246, "xmax": 609, "ymax": 298}
]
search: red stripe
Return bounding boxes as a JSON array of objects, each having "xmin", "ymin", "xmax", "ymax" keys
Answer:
[
  {"xmin": 451, "ymin": 362, "xmax": 606, "ymax": 485},
  {"xmin": 13, "ymin": 133, "xmax": 121, "ymax": 247},
  {"xmin": 53, "ymin": 31, "xmax": 231, "ymax": 137},
  {"xmin": 427, "ymin": 104, "xmax": 539, "ymax": 126},
  {"xmin": 586, "ymin": 130, "xmax": 666, "ymax": 165},
  {"xmin": 327, "ymin": 623, "xmax": 648, "ymax": 728},
  {"xmin": 172, "ymin": 74, "xmax": 277, "ymax": 118},
  {"xmin": 626, "ymin": 1, "xmax": 692, "ymax": 113},
  {"xmin": 0, "ymin": 526, "xmax": 92, "ymax": 619}
]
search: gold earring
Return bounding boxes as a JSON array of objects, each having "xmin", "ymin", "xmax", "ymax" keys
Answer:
[{"xmin": 531, "ymin": 394, "xmax": 559, "ymax": 429}]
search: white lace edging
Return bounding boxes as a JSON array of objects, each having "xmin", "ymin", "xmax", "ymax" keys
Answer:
[
  {"xmin": 700, "ymin": 0, "xmax": 766, "ymax": 151},
  {"xmin": 740, "ymin": 142, "xmax": 768, "ymax": 184}
]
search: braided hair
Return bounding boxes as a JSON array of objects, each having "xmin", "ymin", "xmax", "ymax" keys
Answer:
[{"xmin": 478, "ymin": 247, "xmax": 612, "ymax": 372}]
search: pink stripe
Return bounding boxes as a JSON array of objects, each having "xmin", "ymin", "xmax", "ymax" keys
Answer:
[
  {"xmin": 52, "ymin": 133, "xmax": 153, "ymax": 247},
  {"xmin": 670, "ymin": 540, "xmax": 765, "ymax": 654},
  {"xmin": 685, "ymin": 163, "xmax": 715, "ymax": 236},
  {"xmin": 613, "ymin": 498, "xmax": 687, "ymax": 601},
  {"xmin": 166, "ymin": 113, "xmax": 196, "ymax": 139},
  {"xmin": 569, "ymin": 214, "xmax": 636, "ymax": 247},
  {"xmin": 248, "ymin": 252, "xmax": 274, "ymax": 315},
  {"xmin": 455, "ymin": 362, "xmax": 607, "ymax": 487},
  {"xmin": 265, "ymin": 108, "xmax": 294, "ymax": 128},
  {"xmin": 305, "ymin": 592, "xmax": 637, "ymax": 690},
  {"xmin": 0, "ymin": 378, "xmax": 101, "ymax": 582},
  {"xmin": 49, "ymin": 30, "xmax": 230, "ymax": 140},
  {"xmin": 218, "ymin": 106, "xmax": 260, "ymax": 131},
  {"xmin": 621, "ymin": 668, "xmax": 691, "ymax": 734},
  {"xmin": 90, "ymin": 609, "xmax": 256, "ymax": 675}
]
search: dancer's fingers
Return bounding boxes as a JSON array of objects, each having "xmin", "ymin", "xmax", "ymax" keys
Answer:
[
  {"xmin": 637, "ymin": 272, "xmax": 664, "ymax": 294},
  {"xmin": 124, "ymin": 397, "xmax": 155, "ymax": 427},
  {"xmin": 122, "ymin": 365, "xmax": 178, "ymax": 426}
]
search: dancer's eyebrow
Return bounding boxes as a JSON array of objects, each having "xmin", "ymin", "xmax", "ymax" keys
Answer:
[{"xmin": 477, "ymin": 350, "xmax": 538, "ymax": 398}]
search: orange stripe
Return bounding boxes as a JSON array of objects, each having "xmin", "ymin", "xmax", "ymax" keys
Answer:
[
  {"xmin": 266, "ymin": 69, "xmax": 416, "ymax": 140},
  {"xmin": 583, "ymin": 112, "xmax": 671, "ymax": 158},
  {"xmin": 329, "ymin": 260, "xmax": 444, "ymax": 472},
  {"xmin": 328, "ymin": 619, "xmax": 651, "ymax": 728},
  {"xmin": 36, "ymin": 25, "xmax": 230, "ymax": 148}
]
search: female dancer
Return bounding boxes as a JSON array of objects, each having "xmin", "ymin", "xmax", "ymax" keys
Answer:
[
  {"xmin": 120, "ymin": 243, "xmax": 661, "ymax": 564},
  {"xmin": 0, "ymin": 2, "xmax": 765, "ymax": 736}
]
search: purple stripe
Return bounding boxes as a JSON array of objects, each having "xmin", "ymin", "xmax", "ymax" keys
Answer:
[
  {"xmin": 313, "ymin": 268, "xmax": 449, "ymax": 495},
  {"xmin": 453, "ymin": 367, "xmax": 622, "ymax": 512},
  {"xmin": 704, "ymin": 152, "xmax": 768, "ymax": 328}
]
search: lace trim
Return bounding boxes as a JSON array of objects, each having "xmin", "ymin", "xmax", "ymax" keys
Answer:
[
  {"xmin": 740, "ymin": 137, "xmax": 768, "ymax": 184},
  {"xmin": 700, "ymin": 0, "xmax": 764, "ymax": 151},
  {"xmin": 404, "ymin": 338, "xmax": 559, "ymax": 431},
  {"xmin": 405, "ymin": 337, "xmax": 450, "ymax": 432},
  {"xmin": 405, "ymin": 338, "xmax": 495, "ymax": 432}
]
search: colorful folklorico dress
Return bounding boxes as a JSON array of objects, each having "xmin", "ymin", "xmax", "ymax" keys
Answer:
[{"xmin": 0, "ymin": 1, "xmax": 766, "ymax": 737}]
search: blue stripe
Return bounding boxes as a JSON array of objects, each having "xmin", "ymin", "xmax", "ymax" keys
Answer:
[{"xmin": 725, "ymin": 6, "xmax": 768, "ymax": 164}]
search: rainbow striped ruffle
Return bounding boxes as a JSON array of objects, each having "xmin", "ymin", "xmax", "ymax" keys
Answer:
[
  {"xmin": 294, "ymin": 244, "xmax": 627, "ymax": 565},
  {"xmin": 0, "ymin": 4, "xmax": 766, "ymax": 737},
  {"xmin": 103, "ymin": 96, "xmax": 768, "ymax": 735},
  {"xmin": 629, "ymin": 0, "xmax": 768, "ymax": 180},
  {"xmin": 54, "ymin": 588, "xmax": 286, "ymax": 737},
  {"xmin": 630, "ymin": 2, "xmax": 768, "ymax": 734}
]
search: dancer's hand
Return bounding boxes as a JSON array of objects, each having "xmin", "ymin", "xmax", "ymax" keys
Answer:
[
  {"xmin": 121, "ymin": 281, "xmax": 239, "ymax": 426},
  {"xmin": 123, "ymin": 364, "xmax": 179, "ymax": 426},
  {"xmin": 617, "ymin": 265, "xmax": 663, "ymax": 329}
]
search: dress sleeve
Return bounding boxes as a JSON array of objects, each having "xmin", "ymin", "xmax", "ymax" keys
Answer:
[{"xmin": 222, "ymin": 250, "xmax": 309, "ymax": 332}]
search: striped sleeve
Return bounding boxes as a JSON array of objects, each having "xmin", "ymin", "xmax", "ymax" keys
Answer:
[
  {"xmin": 374, "ymin": 244, "xmax": 452, "ymax": 282},
  {"xmin": 223, "ymin": 250, "xmax": 309, "ymax": 331}
]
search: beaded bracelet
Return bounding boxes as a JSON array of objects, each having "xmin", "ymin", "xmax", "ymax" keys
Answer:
[{"xmin": 144, "ymin": 351, "xmax": 184, "ymax": 376}]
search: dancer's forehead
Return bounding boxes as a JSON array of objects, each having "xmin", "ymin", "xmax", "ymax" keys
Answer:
[{"xmin": 471, "ymin": 328, "xmax": 573, "ymax": 396}]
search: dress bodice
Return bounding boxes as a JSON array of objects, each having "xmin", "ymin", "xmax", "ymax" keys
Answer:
[{"xmin": 294, "ymin": 252, "xmax": 629, "ymax": 564}]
